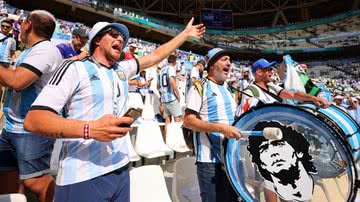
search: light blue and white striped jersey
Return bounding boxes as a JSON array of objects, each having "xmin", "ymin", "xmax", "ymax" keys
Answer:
[
  {"xmin": 0, "ymin": 33, "xmax": 16, "ymax": 63},
  {"xmin": 3, "ymin": 40, "xmax": 63, "ymax": 134},
  {"xmin": 186, "ymin": 78, "xmax": 236, "ymax": 163},
  {"xmin": 31, "ymin": 57, "xmax": 139, "ymax": 186},
  {"xmin": 159, "ymin": 65, "xmax": 177, "ymax": 103}
]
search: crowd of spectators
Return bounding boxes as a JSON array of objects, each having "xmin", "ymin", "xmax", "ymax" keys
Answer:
[{"xmin": 0, "ymin": 2, "xmax": 359, "ymax": 202}]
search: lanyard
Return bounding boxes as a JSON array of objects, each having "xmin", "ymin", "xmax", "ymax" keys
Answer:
[{"xmin": 90, "ymin": 57, "xmax": 120, "ymax": 116}]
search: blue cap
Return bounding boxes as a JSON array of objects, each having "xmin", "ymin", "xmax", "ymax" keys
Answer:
[
  {"xmin": 251, "ymin": 58, "xmax": 276, "ymax": 73},
  {"xmin": 205, "ymin": 48, "xmax": 229, "ymax": 69},
  {"xmin": 89, "ymin": 22, "xmax": 129, "ymax": 54}
]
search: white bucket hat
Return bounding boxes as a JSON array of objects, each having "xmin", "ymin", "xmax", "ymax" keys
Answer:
[{"xmin": 88, "ymin": 22, "xmax": 129, "ymax": 54}]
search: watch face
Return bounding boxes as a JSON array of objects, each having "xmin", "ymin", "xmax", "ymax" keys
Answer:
[{"xmin": 224, "ymin": 104, "xmax": 358, "ymax": 202}]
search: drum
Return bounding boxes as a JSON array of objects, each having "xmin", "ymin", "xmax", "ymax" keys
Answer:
[
  {"xmin": 224, "ymin": 104, "xmax": 358, "ymax": 202},
  {"xmin": 299, "ymin": 104, "xmax": 360, "ymax": 162}
]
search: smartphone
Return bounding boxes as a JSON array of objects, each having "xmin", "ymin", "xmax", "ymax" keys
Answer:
[{"xmin": 119, "ymin": 108, "xmax": 142, "ymax": 127}]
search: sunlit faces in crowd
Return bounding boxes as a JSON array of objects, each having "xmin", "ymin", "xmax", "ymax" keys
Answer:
[
  {"xmin": 73, "ymin": 35, "xmax": 88, "ymax": 50},
  {"xmin": 256, "ymin": 68, "xmax": 273, "ymax": 83},
  {"xmin": 94, "ymin": 28, "xmax": 124, "ymax": 62},
  {"xmin": 1, "ymin": 20, "xmax": 12, "ymax": 35},
  {"xmin": 210, "ymin": 55, "xmax": 231, "ymax": 82}
]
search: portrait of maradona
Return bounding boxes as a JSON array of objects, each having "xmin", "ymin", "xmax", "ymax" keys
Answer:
[{"xmin": 247, "ymin": 121, "xmax": 317, "ymax": 201}]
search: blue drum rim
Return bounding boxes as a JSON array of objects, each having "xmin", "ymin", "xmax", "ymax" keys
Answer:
[
  {"xmin": 300, "ymin": 104, "xmax": 360, "ymax": 161},
  {"xmin": 223, "ymin": 103, "xmax": 358, "ymax": 202}
]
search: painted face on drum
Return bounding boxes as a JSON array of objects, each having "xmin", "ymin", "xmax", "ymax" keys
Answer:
[{"xmin": 259, "ymin": 140, "xmax": 299, "ymax": 174}]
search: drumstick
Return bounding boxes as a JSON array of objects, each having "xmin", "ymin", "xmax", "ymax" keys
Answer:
[{"xmin": 239, "ymin": 127, "xmax": 283, "ymax": 140}]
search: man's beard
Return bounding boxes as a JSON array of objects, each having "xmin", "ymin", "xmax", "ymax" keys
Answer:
[{"xmin": 272, "ymin": 163, "xmax": 300, "ymax": 188}]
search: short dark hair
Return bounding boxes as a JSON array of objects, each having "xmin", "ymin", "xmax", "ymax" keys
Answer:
[
  {"xmin": 247, "ymin": 121, "xmax": 317, "ymax": 182},
  {"xmin": 1, "ymin": 19, "xmax": 12, "ymax": 26},
  {"xmin": 167, "ymin": 55, "xmax": 177, "ymax": 64},
  {"xmin": 196, "ymin": 60, "xmax": 205, "ymax": 67},
  {"xmin": 27, "ymin": 10, "xmax": 56, "ymax": 40}
]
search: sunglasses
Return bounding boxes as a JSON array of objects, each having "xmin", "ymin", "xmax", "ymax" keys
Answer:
[
  {"xmin": 260, "ymin": 68, "xmax": 273, "ymax": 72},
  {"xmin": 99, "ymin": 28, "xmax": 123, "ymax": 39},
  {"xmin": 1, "ymin": 25, "xmax": 11, "ymax": 29}
]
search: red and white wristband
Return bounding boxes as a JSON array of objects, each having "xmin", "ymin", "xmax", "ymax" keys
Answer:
[{"xmin": 83, "ymin": 121, "xmax": 90, "ymax": 139}]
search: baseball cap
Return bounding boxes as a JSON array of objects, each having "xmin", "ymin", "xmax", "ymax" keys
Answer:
[
  {"xmin": 129, "ymin": 42, "xmax": 137, "ymax": 48},
  {"xmin": 72, "ymin": 28, "xmax": 88, "ymax": 38},
  {"xmin": 205, "ymin": 48, "xmax": 229, "ymax": 69},
  {"xmin": 88, "ymin": 22, "xmax": 129, "ymax": 54},
  {"xmin": 333, "ymin": 95, "xmax": 344, "ymax": 100},
  {"xmin": 251, "ymin": 58, "xmax": 276, "ymax": 73}
]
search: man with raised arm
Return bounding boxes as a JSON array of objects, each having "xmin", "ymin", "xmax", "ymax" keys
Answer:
[{"xmin": 24, "ymin": 18, "xmax": 205, "ymax": 202}]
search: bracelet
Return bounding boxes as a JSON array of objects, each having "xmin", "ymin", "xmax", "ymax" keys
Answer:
[{"xmin": 83, "ymin": 121, "xmax": 90, "ymax": 139}]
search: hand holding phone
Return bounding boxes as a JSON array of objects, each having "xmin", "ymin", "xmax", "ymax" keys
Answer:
[{"xmin": 119, "ymin": 108, "xmax": 142, "ymax": 127}]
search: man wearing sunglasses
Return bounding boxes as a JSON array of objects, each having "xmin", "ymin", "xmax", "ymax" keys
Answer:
[
  {"xmin": 24, "ymin": 18, "xmax": 205, "ymax": 202},
  {"xmin": 0, "ymin": 19, "xmax": 15, "ymax": 68},
  {"xmin": 56, "ymin": 27, "xmax": 89, "ymax": 60},
  {"xmin": 0, "ymin": 10, "xmax": 63, "ymax": 202},
  {"xmin": 238, "ymin": 58, "xmax": 329, "ymax": 114}
]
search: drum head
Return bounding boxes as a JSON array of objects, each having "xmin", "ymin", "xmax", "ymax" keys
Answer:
[
  {"xmin": 301, "ymin": 104, "xmax": 360, "ymax": 162},
  {"xmin": 224, "ymin": 104, "xmax": 358, "ymax": 202}
]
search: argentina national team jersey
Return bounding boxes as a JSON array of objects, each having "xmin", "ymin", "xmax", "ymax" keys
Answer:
[
  {"xmin": 186, "ymin": 79, "xmax": 236, "ymax": 163},
  {"xmin": 159, "ymin": 65, "xmax": 177, "ymax": 103},
  {"xmin": 0, "ymin": 33, "xmax": 16, "ymax": 63},
  {"xmin": 30, "ymin": 57, "xmax": 139, "ymax": 186},
  {"xmin": 3, "ymin": 40, "xmax": 63, "ymax": 134}
]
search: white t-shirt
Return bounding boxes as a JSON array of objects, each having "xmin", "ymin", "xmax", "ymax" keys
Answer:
[
  {"xmin": 236, "ymin": 82, "xmax": 283, "ymax": 116},
  {"xmin": 3, "ymin": 40, "xmax": 63, "ymax": 133}
]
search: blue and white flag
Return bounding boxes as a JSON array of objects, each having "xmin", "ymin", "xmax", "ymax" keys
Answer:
[
  {"xmin": 283, "ymin": 55, "xmax": 306, "ymax": 93},
  {"xmin": 283, "ymin": 55, "xmax": 305, "ymax": 105}
]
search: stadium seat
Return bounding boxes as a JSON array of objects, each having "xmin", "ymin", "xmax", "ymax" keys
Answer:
[
  {"xmin": 125, "ymin": 133, "xmax": 141, "ymax": 162},
  {"xmin": 165, "ymin": 122, "xmax": 190, "ymax": 153},
  {"xmin": 134, "ymin": 122, "xmax": 173, "ymax": 159},
  {"xmin": 0, "ymin": 194, "xmax": 27, "ymax": 202},
  {"xmin": 130, "ymin": 165, "xmax": 171, "ymax": 202},
  {"xmin": 172, "ymin": 157, "xmax": 201, "ymax": 202},
  {"xmin": 128, "ymin": 92, "xmax": 144, "ymax": 109},
  {"xmin": 142, "ymin": 94, "xmax": 156, "ymax": 120}
]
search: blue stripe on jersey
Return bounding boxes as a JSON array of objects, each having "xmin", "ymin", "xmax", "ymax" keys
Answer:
[
  {"xmin": 159, "ymin": 66, "xmax": 176, "ymax": 103},
  {"xmin": 206, "ymin": 83, "xmax": 221, "ymax": 162},
  {"xmin": 3, "ymin": 88, "xmax": 12, "ymax": 115},
  {"xmin": 65, "ymin": 141, "xmax": 78, "ymax": 182},
  {"xmin": 166, "ymin": 68, "xmax": 172, "ymax": 102},
  {"xmin": 20, "ymin": 84, "xmax": 37, "ymax": 119},
  {"xmin": 84, "ymin": 61, "xmax": 105, "ymax": 119},
  {"xmin": 0, "ymin": 40, "xmax": 8, "ymax": 62},
  {"xmin": 195, "ymin": 131, "xmax": 201, "ymax": 162},
  {"xmin": 20, "ymin": 84, "xmax": 37, "ymax": 133},
  {"xmin": 3, "ymin": 48, "xmax": 32, "ymax": 133},
  {"xmin": 84, "ymin": 62, "xmax": 104, "ymax": 166},
  {"xmin": 219, "ymin": 85, "xmax": 234, "ymax": 124}
]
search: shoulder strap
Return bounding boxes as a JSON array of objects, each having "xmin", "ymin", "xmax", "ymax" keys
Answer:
[
  {"xmin": 0, "ymin": 36, "xmax": 9, "ymax": 43},
  {"xmin": 246, "ymin": 85, "xmax": 260, "ymax": 97},
  {"xmin": 255, "ymin": 83, "xmax": 283, "ymax": 103},
  {"xmin": 268, "ymin": 85, "xmax": 278, "ymax": 94}
]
